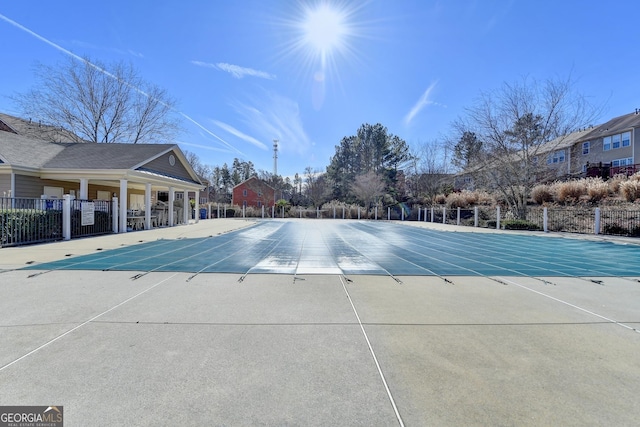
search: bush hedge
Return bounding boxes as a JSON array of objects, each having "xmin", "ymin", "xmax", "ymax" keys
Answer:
[{"xmin": 0, "ymin": 209, "xmax": 62, "ymax": 246}]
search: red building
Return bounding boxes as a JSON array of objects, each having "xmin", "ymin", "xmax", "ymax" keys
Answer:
[{"xmin": 232, "ymin": 177, "xmax": 275, "ymax": 208}]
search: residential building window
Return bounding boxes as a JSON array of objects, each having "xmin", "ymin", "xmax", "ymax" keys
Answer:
[
  {"xmin": 258, "ymin": 191, "xmax": 262, "ymax": 197},
  {"xmin": 257, "ymin": 201, "xmax": 262, "ymax": 208},
  {"xmin": 612, "ymin": 134, "xmax": 621, "ymax": 149},
  {"xmin": 548, "ymin": 150, "xmax": 565, "ymax": 164},
  {"xmin": 582, "ymin": 141, "xmax": 590, "ymax": 155},
  {"xmin": 603, "ymin": 136, "xmax": 611, "ymax": 151},
  {"xmin": 243, "ymin": 200, "xmax": 247, "ymax": 207},
  {"xmin": 612, "ymin": 157, "xmax": 633, "ymax": 167},
  {"xmin": 243, "ymin": 189, "xmax": 247, "ymax": 196},
  {"xmin": 622, "ymin": 131, "xmax": 631, "ymax": 147}
]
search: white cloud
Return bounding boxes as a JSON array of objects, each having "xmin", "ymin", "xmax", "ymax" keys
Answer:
[
  {"xmin": 232, "ymin": 90, "xmax": 312, "ymax": 155},
  {"xmin": 191, "ymin": 60, "xmax": 276, "ymax": 80},
  {"xmin": 212, "ymin": 120, "xmax": 268, "ymax": 150},
  {"xmin": 404, "ymin": 81, "xmax": 440, "ymax": 125}
]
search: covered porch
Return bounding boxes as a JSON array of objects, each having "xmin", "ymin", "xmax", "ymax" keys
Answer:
[{"xmin": 40, "ymin": 168, "xmax": 204, "ymax": 233}]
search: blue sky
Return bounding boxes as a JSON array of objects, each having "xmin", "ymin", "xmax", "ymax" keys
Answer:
[{"xmin": 1, "ymin": 1, "xmax": 638, "ymax": 178}]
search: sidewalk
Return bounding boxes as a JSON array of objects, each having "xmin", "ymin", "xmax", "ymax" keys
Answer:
[{"xmin": 0, "ymin": 218, "xmax": 256, "ymax": 270}]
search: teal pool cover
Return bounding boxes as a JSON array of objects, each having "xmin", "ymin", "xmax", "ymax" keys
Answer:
[{"xmin": 24, "ymin": 221, "xmax": 640, "ymax": 277}]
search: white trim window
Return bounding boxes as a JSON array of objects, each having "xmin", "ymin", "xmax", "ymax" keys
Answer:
[
  {"xmin": 582, "ymin": 141, "xmax": 590, "ymax": 155},
  {"xmin": 547, "ymin": 149, "xmax": 566, "ymax": 164},
  {"xmin": 612, "ymin": 134, "xmax": 621, "ymax": 149},
  {"xmin": 612, "ymin": 157, "xmax": 634, "ymax": 167},
  {"xmin": 603, "ymin": 132, "xmax": 631, "ymax": 151}
]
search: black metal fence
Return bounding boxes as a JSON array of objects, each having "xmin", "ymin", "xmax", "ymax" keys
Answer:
[
  {"xmin": 70, "ymin": 199, "xmax": 113, "ymax": 239},
  {"xmin": 1, "ymin": 197, "xmax": 113, "ymax": 247},
  {"xmin": 600, "ymin": 209, "xmax": 640, "ymax": 236},
  {"xmin": 0, "ymin": 197, "xmax": 63, "ymax": 247}
]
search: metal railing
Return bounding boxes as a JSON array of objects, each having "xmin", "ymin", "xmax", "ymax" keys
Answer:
[
  {"xmin": 0, "ymin": 197, "xmax": 63, "ymax": 247},
  {"xmin": 70, "ymin": 199, "xmax": 113, "ymax": 238},
  {"xmin": 1, "ymin": 197, "xmax": 114, "ymax": 247}
]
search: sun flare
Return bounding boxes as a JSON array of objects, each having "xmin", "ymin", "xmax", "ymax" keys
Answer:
[
  {"xmin": 302, "ymin": 4, "xmax": 347, "ymax": 64},
  {"xmin": 275, "ymin": 1, "xmax": 370, "ymax": 109}
]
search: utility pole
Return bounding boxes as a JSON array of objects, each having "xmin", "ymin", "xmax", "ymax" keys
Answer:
[
  {"xmin": 273, "ymin": 139, "xmax": 279, "ymax": 176},
  {"xmin": 273, "ymin": 139, "xmax": 279, "ymax": 207}
]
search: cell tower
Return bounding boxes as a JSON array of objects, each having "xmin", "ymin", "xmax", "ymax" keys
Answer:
[{"xmin": 273, "ymin": 139, "xmax": 279, "ymax": 176}]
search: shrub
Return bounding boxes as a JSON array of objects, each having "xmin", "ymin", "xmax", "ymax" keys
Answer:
[
  {"xmin": 0, "ymin": 209, "xmax": 62, "ymax": 246},
  {"xmin": 445, "ymin": 190, "xmax": 495, "ymax": 209},
  {"xmin": 585, "ymin": 178, "xmax": 609, "ymax": 202},
  {"xmin": 603, "ymin": 224, "xmax": 629, "ymax": 235},
  {"xmin": 619, "ymin": 180, "xmax": 640, "ymax": 202},
  {"xmin": 434, "ymin": 194, "xmax": 447, "ymax": 205},
  {"xmin": 502, "ymin": 219, "xmax": 540, "ymax": 230},
  {"xmin": 555, "ymin": 180, "xmax": 587, "ymax": 203},
  {"xmin": 445, "ymin": 192, "xmax": 469, "ymax": 209},
  {"xmin": 608, "ymin": 174, "xmax": 626, "ymax": 194},
  {"xmin": 531, "ymin": 184, "xmax": 553, "ymax": 204}
]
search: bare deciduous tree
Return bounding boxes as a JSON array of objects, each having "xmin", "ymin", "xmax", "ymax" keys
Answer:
[
  {"xmin": 351, "ymin": 170, "xmax": 385, "ymax": 207},
  {"xmin": 454, "ymin": 75, "xmax": 598, "ymax": 218},
  {"xmin": 14, "ymin": 55, "xmax": 180, "ymax": 143},
  {"xmin": 304, "ymin": 166, "xmax": 329, "ymax": 207},
  {"xmin": 408, "ymin": 140, "xmax": 451, "ymax": 202}
]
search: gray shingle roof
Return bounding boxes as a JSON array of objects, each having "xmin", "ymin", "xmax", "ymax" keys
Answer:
[
  {"xmin": 582, "ymin": 111, "xmax": 640, "ymax": 140},
  {"xmin": 0, "ymin": 131, "xmax": 68, "ymax": 168},
  {"xmin": 43, "ymin": 143, "xmax": 175, "ymax": 169},
  {"xmin": 0, "ymin": 113, "xmax": 85, "ymax": 142}
]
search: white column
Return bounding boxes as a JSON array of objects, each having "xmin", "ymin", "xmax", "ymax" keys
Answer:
[
  {"xmin": 496, "ymin": 206, "xmax": 501, "ymax": 230},
  {"xmin": 474, "ymin": 206, "xmax": 479, "ymax": 227},
  {"xmin": 194, "ymin": 190, "xmax": 200, "ymax": 223},
  {"xmin": 119, "ymin": 179, "xmax": 128, "ymax": 233},
  {"xmin": 62, "ymin": 194, "xmax": 72, "ymax": 240},
  {"xmin": 183, "ymin": 190, "xmax": 189, "ymax": 224},
  {"xmin": 145, "ymin": 183, "xmax": 152, "ymax": 229},
  {"xmin": 112, "ymin": 196, "xmax": 119, "ymax": 233},
  {"xmin": 168, "ymin": 187, "xmax": 175, "ymax": 226},
  {"xmin": 594, "ymin": 207, "xmax": 601, "ymax": 235},
  {"xmin": 79, "ymin": 178, "xmax": 89, "ymax": 200},
  {"xmin": 543, "ymin": 207, "xmax": 548, "ymax": 232}
]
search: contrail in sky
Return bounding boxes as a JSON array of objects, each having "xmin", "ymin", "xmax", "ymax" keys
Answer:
[{"xmin": 0, "ymin": 13, "xmax": 241, "ymax": 153}]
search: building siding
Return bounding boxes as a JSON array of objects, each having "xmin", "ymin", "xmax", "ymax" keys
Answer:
[
  {"xmin": 232, "ymin": 178, "xmax": 275, "ymax": 208},
  {"xmin": 0, "ymin": 173, "xmax": 10, "ymax": 195},
  {"xmin": 141, "ymin": 152, "xmax": 194, "ymax": 182}
]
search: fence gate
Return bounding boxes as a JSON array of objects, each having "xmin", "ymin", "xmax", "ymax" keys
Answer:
[{"xmin": 70, "ymin": 199, "xmax": 113, "ymax": 239}]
